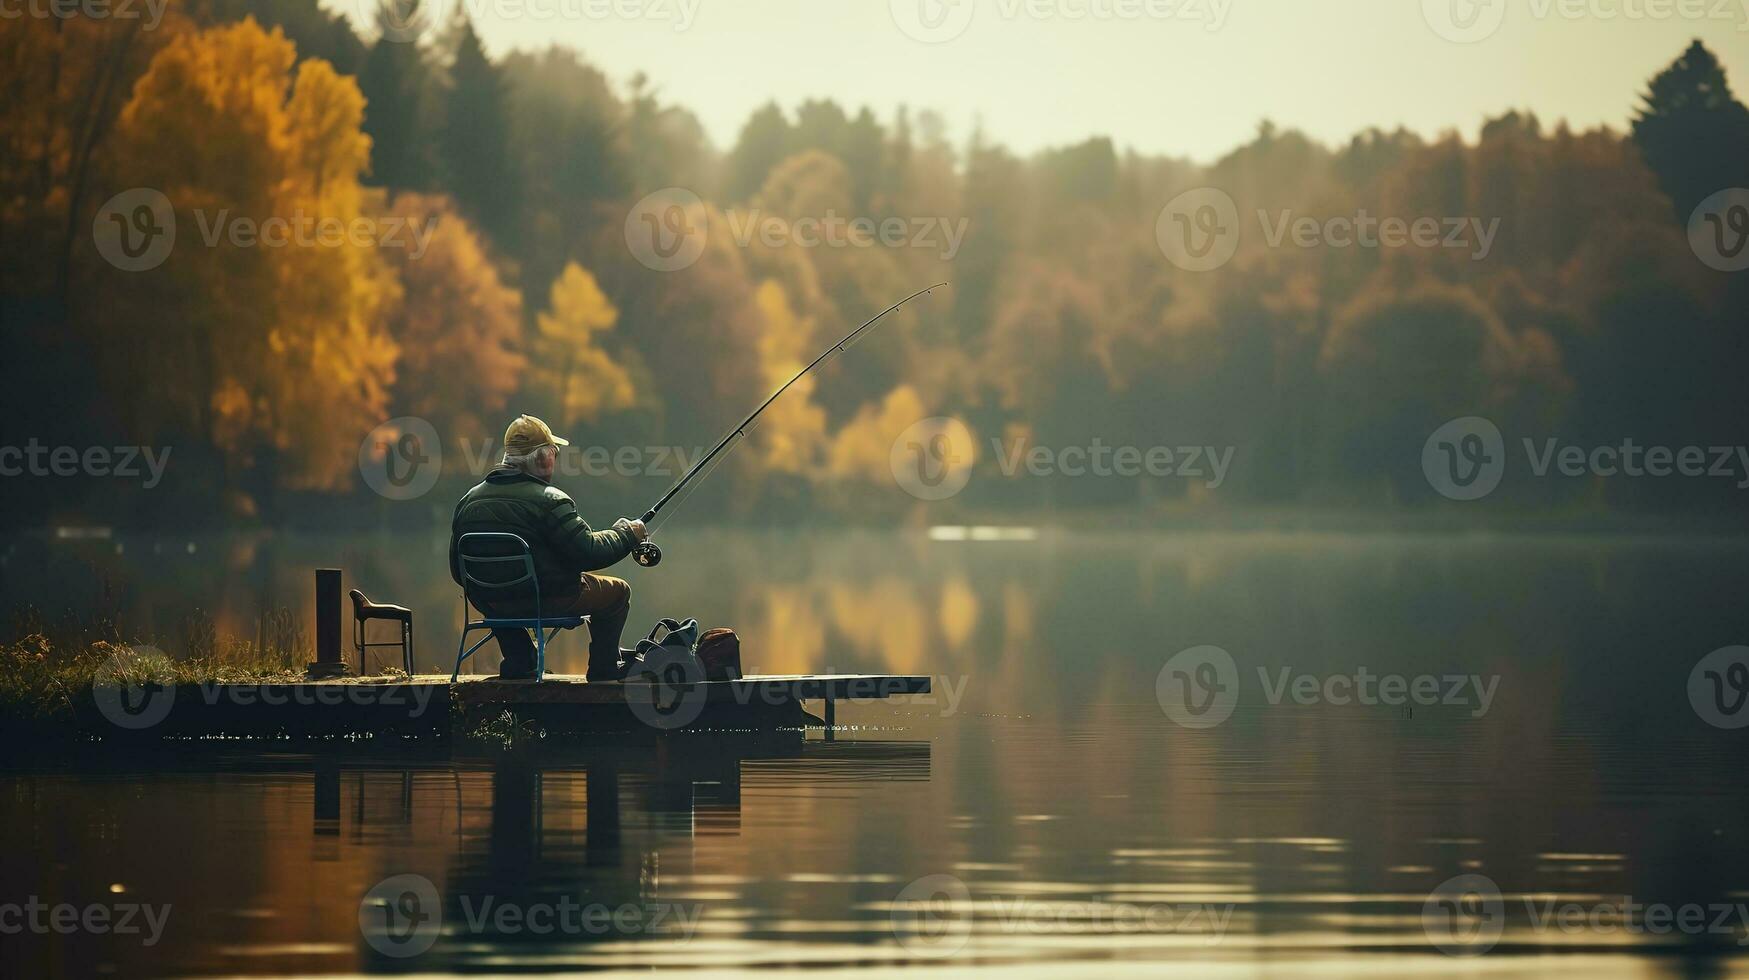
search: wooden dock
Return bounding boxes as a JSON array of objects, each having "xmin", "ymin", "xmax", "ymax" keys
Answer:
[{"xmin": 82, "ymin": 673, "xmax": 932, "ymax": 739}]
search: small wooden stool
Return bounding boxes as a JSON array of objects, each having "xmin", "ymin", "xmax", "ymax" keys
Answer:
[{"xmin": 349, "ymin": 589, "xmax": 413, "ymax": 674}]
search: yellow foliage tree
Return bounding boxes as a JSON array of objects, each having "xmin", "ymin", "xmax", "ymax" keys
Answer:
[
  {"xmin": 111, "ymin": 18, "xmax": 398, "ymax": 492},
  {"xmin": 752, "ymin": 279, "xmax": 827, "ymax": 473},
  {"xmin": 747, "ymin": 149, "xmax": 918, "ymax": 416},
  {"xmin": 535, "ymin": 262, "xmax": 636, "ymax": 429},
  {"xmin": 828, "ymin": 383, "xmax": 973, "ymax": 486}
]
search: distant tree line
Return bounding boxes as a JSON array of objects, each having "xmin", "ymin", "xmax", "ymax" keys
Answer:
[{"xmin": 2, "ymin": 2, "xmax": 1747, "ymax": 526}]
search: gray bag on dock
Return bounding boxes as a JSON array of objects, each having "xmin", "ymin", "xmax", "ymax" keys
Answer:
[{"xmin": 626, "ymin": 618, "xmax": 702, "ymax": 681}]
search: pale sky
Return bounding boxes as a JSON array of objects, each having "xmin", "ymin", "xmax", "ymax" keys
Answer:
[{"xmin": 333, "ymin": 0, "xmax": 1749, "ymax": 162}]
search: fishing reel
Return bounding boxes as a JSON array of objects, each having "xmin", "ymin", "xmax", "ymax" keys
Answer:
[{"xmin": 632, "ymin": 541, "xmax": 662, "ymax": 567}]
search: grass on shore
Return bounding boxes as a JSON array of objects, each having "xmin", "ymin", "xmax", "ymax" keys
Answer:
[{"xmin": 0, "ymin": 607, "xmax": 310, "ymax": 737}]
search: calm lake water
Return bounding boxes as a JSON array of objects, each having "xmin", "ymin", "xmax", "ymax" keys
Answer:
[{"xmin": 4, "ymin": 527, "xmax": 1749, "ymax": 977}]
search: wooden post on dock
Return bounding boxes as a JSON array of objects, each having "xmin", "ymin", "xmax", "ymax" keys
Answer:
[{"xmin": 306, "ymin": 568, "xmax": 349, "ymax": 678}]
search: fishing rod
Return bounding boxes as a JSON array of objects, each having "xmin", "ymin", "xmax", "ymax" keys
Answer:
[{"xmin": 629, "ymin": 281, "xmax": 948, "ymax": 567}]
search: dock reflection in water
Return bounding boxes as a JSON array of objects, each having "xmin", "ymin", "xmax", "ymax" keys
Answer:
[
  {"xmin": 410, "ymin": 739, "xmax": 934, "ymax": 971},
  {"xmin": 339, "ymin": 738, "xmax": 936, "ymax": 973},
  {"xmin": 6, "ymin": 529, "xmax": 1749, "ymax": 976}
]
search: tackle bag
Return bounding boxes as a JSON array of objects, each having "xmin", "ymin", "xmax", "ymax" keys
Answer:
[{"xmin": 697, "ymin": 627, "xmax": 742, "ymax": 680}]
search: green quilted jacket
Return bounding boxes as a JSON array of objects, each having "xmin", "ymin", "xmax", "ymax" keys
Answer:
[{"xmin": 448, "ymin": 467, "xmax": 635, "ymax": 602}]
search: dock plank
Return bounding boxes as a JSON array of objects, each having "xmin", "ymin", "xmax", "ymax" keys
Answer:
[
  {"xmin": 453, "ymin": 673, "xmax": 931, "ymax": 704},
  {"xmin": 83, "ymin": 673, "xmax": 932, "ymax": 739}
]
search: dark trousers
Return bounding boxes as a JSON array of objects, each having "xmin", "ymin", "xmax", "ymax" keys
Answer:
[{"xmin": 480, "ymin": 573, "xmax": 631, "ymax": 675}]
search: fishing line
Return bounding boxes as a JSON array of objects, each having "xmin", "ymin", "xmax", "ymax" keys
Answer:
[{"xmin": 629, "ymin": 282, "xmax": 947, "ymax": 567}]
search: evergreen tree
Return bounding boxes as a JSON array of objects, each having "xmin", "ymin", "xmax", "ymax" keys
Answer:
[
  {"xmin": 1038, "ymin": 137, "xmax": 1119, "ymax": 203},
  {"xmin": 624, "ymin": 73, "xmax": 716, "ymax": 196},
  {"xmin": 500, "ymin": 47, "xmax": 631, "ymax": 296},
  {"xmin": 792, "ymin": 99, "xmax": 849, "ymax": 158},
  {"xmin": 358, "ymin": 0, "xmax": 434, "ymax": 192},
  {"xmin": 205, "ymin": 0, "xmax": 367, "ymax": 73},
  {"xmin": 725, "ymin": 102, "xmax": 791, "ymax": 202},
  {"xmin": 440, "ymin": 12, "xmax": 517, "ymax": 247},
  {"xmin": 1631, "ymin": 40, "xmax": 1749, "ymax": 221},
  {"xmin": 842, "ymin": 107, "xmax": 886, "ymax": 213},
  {"xmin": 625, "ymin": 72, "xmax": 664, "ymax": 191}
]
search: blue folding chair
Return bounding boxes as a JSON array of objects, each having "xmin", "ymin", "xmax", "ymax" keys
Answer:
[{"xmin": 453, "ymin": 532, "xmax": 587, "ymax": 682}]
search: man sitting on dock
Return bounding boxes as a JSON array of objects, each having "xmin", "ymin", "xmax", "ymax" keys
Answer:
[{"xmin": 448, "ymin": 415, "xmax": 649, "ymax": 681}]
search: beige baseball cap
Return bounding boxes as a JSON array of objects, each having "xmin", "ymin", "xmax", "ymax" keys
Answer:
[{"xmin": 503, "ymin": 414, "xmax": 569, "ymax": 454}]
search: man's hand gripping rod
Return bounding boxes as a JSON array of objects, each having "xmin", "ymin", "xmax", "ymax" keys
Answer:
[{"xmin": 630, "ymin": 282, "xmax": 948, "ymax": 567}]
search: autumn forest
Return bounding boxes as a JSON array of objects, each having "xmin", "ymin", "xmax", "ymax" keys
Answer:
[{"xmin": 4, "ymin": 1, "xmax": 1749, "ymax": 528}]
